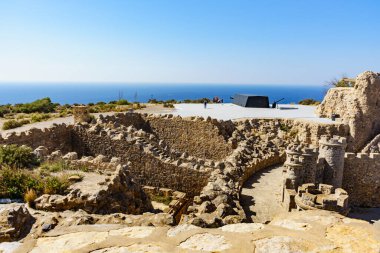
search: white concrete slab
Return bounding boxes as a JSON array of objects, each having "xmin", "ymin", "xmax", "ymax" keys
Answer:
[{"xmin": 171, "ymin": 103, "xmax": 333, "ymax": 123}]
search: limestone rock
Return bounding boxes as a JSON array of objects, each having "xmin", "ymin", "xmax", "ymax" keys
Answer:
[
  {"xmin": 34, "ymin": 165, "xmax": 153, "ymax": 214},
  {"xmin": 0, "ymin": 204, "xmax": 35, "ymax": 242}
]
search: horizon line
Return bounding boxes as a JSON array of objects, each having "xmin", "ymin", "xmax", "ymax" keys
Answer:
[{"xmin": 0, "ymin": 80, "xmax": 325, "ymax": 87}]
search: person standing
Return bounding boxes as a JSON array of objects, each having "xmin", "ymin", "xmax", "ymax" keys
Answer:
[{"xmin": 204, "ymin": 100, "xmax": 207, "ymax": 109}]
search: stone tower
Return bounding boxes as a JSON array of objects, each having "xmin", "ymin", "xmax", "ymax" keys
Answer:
[
  {"xmin": 283, "ymin": 145, "xmax": 319, "ymax": 185},
  {"xmin": 73, "ymin": 106, "xmax": 91, "ymax": 123},
  {"xmin": 318, "ymin": 135, "xmax": 347, "ymax": 188}
]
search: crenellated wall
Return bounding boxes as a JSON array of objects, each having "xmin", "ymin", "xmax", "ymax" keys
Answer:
[{"xmin": 343, "ymin": 152, "xmax": 380, "ymax": 207}]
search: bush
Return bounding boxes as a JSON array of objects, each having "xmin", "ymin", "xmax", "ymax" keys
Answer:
[
  {"xmin": 30, "ymin": 113, "xmax": 51, "ymax": 123},
  {"xmin": 2, "ymin": 119, "xmax": 30, "ymax": 130},
  {"xmin": 116, "ymin": 99, "xmax": 130, "ymax": 105},
  {"xmin": 0, "ymin": 167, "xmax": 73, "ymax": 199},
  {"xmin": 0, "ymin": 145, "xmax": 39, "ymax": 168},
  {"xmin": 163, "ymin": 103, "xmax": 174, "ymax": 108},
  {"xmin": 298, "ymin": 99, "xmax": 320, "ymax": 106},
  {"xmin": 0, "ymin": 168, "xmax": 42, "ymax": 199},
  {"xmin": 43, "ymin": 175, "xmax": 70, "ymax": 195},
  {"xmin": 24, "ymin": 188, "xmax": 37, "ymax": 206},
  {"xmin": 12, "ymin": 97, "xmax": 57, "ymax": 113}
]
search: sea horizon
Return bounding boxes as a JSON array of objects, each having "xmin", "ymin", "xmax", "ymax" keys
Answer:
[{"xmin": 0, "ymin": 83, "xmax": 327, "ymax": 105}]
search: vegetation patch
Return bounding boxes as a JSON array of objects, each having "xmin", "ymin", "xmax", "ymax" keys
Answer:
[
  {"xmin": 298, "ymin": 99, "xmax": 320, "ymax": 106},
  {"xmin": 0, "ymin": 167, "xmax": 74, "ymax": 199},
  {"xmin": 0, "ymin": 145, "xmax": 39, "ymax": 168},
  {"xmin": 150, "ymin": 194, "xmax": 172, "ymax": 205},
  {"xmin": 2, "ymin": 119, "xmax": 30, "ymax": 130}
]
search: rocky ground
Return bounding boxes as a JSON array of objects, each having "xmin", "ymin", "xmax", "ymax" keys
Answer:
[{"xmin": 1, "ymin": 209, "xmax": 378, "ymax": 253}]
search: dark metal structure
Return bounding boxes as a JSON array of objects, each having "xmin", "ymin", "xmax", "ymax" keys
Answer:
[{"xmin": 232, "ymin": 94, "xmax": 270, "ymax": 108}]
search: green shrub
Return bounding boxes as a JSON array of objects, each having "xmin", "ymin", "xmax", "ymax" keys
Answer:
[
  {"xmin": 12, "ymin": 97, "xmax": 57, "ymax": 113},
  {"xmin": 30, "ymin": 113, "xmax": 51, "ymax": 123},
  {"xmin": 2, "ymin": 120, "xmax": 23, "ymax": 130},
  {"xmin": 40, "ymin": 160, "xmax": 89, "ymax": 173},
  {"xmin": 0, "ymin": 168, "xmax": 42, "ymax": 199},
  {"xmin": 0, "ymin": 167, "xmax": 73, "ymax": 199},
  {"xmin": 43, "ymin": 175, "xmax": 70, "ymax": 195},
  {"xmin": 116, "ymin": 99, "xmax": 130, "ymax": 105},
  {"xmin": 0, "ymin": 145, "xmax": 39, "ymax": 168}
]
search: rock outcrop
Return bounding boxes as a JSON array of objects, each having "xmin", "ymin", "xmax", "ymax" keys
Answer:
[
  {"xmin": 0, "ymin": 204, "xmax": 35, "ymax": 242},
  {"xmin": 34, "ymin": 164, "xmax": 153, "ymax": 214},
  {"xmin": 317, "ymin": 71, "xmax": 380, "ymax": 152}
]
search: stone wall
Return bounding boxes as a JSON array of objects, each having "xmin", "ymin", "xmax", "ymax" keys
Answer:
[
  {"xmin": 0, "ymin": 124, "xmax": 72, "ymax": 153},
  {"xmin": 343, "ymin": 153, "xmax": 380, "ymax": 207},
  {"xmin": 143, "ymin": 115, "xmax": 234, "ymax": 160},
  {"xmin": 71, "ymin": 124, "xmax": 211, "ymax": 197},
  {"xmin": 317, "ymin": 71, "xmax": 380, "ymax": 152},
  {"xmin": 98, "ymin": 113, "xmax": 235, "ymax": 161},
  {"xmin": 248, "ymin": 118, "xmax": 348, "ymax": 148}
]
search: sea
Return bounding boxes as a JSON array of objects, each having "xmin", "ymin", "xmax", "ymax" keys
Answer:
[{"xmin": 0, "ymin": 83, "xmax": 327, "ymax": 105}]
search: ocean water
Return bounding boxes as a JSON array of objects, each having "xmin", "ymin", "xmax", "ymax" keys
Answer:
[{"xmin": 0, "ymin": 83, "xmax": 326, "ymax": 105}]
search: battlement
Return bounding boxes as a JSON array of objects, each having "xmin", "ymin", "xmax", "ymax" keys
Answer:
[
  {"xmin": 344, "ymin": 152, "xmax": 380, "ymax": 160},
  {"xmin": 319, "ymin": 135, "xmax": 347, "ymax": 147}
]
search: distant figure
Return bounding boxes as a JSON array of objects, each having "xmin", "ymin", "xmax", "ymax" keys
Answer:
[
  {"xmin": 204, "ymin": 101, "xmax": 207, "ymax": 109},
  {"xmin": 221, "ymin": 99, "xmax": 224, "ymax": 104}
]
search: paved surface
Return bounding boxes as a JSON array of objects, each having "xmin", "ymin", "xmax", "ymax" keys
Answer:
[
  {"xmin": 240, "ymin": 165, "xmax": 286, "ymax": 223},
  {"xmin": 173, "ymin": 103, "xmax": 334, "ymax": 123}
]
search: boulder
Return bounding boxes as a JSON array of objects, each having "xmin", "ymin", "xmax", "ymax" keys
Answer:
[{"xmin": 0, "ymin": 204, "xmax": 35, "ymax": 242}]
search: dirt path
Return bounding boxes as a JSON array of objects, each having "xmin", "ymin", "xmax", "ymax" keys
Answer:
[
  {"xmin": 240, "ymin": 164, "xmax": 286, "ymax": 223},
  {"xmin": 0, "ymin": 105, "xmax": 174, "ymax": 137}
]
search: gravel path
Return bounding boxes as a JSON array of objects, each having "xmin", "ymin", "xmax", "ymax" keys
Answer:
[{"xmin": 240, "ymin": 165, "xmax": 286, "ymax": 223}]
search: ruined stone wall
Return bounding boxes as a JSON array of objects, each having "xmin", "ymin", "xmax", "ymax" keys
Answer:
[
  {"xmin": 249, "ymin": 118, "xmax": 348, "ymax": 147},
  {"xmin": 99, "ymin": 113, "xmax": 151, "ymax": 131},
  {"xmin": 343, "ymin": 153, "xmax": 380, "ymax": 207},
  {"xmin": 98, "ymin": 113, "xmax": 235, "ymax": 161},
  {"xmin": 317, "ymin": 71, "xmax": 380, "ymax": 152},
  {"xmin": 143, "ymin": 115, "xmax": 234, "ymax": 160},
  {"xmin": 0, "ymin": 124, "xmax": 73, "ymax": 153},
  {"xmin": 71, "ymin": 125, "xmax": 211, "ymax": 197}
]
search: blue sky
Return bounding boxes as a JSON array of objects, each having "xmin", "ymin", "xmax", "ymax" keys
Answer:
[{"xmin": 0, "ymin": 0, "xmax": 379, "ymax": 85}]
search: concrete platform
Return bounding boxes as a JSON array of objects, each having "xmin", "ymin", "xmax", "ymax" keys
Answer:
[{"xmin": 172, "ymin": 103, "xmax": 333, "ymax": 123}]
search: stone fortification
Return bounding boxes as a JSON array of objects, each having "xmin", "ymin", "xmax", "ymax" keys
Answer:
[
  {"xmin": 281, "ymin": 136, "xmax": 349, "ymax": 213},
  {"xmin": 317, "ymin": 71, "xmax": 380, "ymax": 152},
  {"xmin": 0, "ymin": 124, "xmax": 73, "ymax": 153},
  {"xmin": 72, "ymin": 106, "xmax": 91, "ymax": 123},
  {"xmin": 319, "ymin": 135, "xmax": 347, "ymax": 188},
  {"xmin": 343, "ymin": 152, "xmax": 380, "ymax": 207}
]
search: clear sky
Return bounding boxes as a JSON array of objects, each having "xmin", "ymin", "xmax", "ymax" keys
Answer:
[{"xmin": 0, "ymin": 0, "xmax": 379, "ymax": 85}]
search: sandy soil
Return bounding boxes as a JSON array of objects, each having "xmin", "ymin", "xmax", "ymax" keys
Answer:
[{"xmin": 240, "ymin": 165, "xmax": 286, "ymax": 223}]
